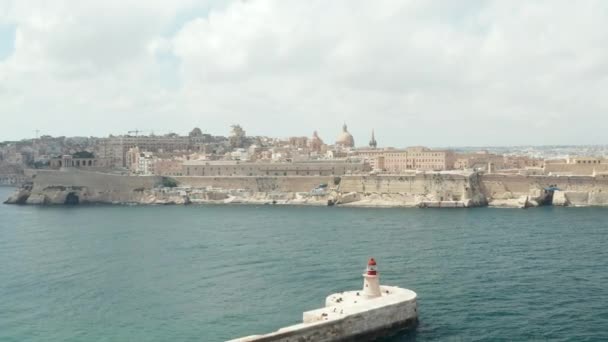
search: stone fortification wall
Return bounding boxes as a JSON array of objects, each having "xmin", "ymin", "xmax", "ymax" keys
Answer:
[
  {"xmin": 175, "ymin": 173, "xmax": 486, "ymax": 207},
  {"xmin": 340, "ymin": 173, "xmax": 472, "ymax": 199},
  {"xmin": 33, "ymin": 169, "xmax": 161, "ymax": 192},
  {"xmin": 481, "ymin": 174, "xmax": 608, "ymax": 195},
  {"xmin": 6, "ymin": 171, "xmax": 486, "ymax": 207},
  {"xmin": 8, "ymin": 170, "xmax": 608, "ymax": 207},
  {"xmin": 481, "ymin": 174, "xmax": 608, "ymax": 206},
  {"xmin": 6, "ymin": 170, "xmax": 165, "ymax": 205},
  {"xmin": 175, "ymin": 176, "xmax": 334, "ymax": 193}
]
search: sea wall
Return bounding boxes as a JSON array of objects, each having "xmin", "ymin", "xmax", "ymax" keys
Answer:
[
  {"xmin": 5, "ymin": 170, "xmax": 164, "ymax": 205},
  {"xmin": 32, "ymin": 169, "xmax": 162, "ymax": 192},
  {"xmin": 6, "ymin": 169, "xmax": 608, "ymax": 207},
  {"xmin": 228, "ymin": 298, "xmax": 417, "ymax": 342},
  {"xmin": 176, "ymin": 173, "xmax": 485, "ymax": 207},
  {"xmin": 175, "ymin": 176, "xmax": 335, "ymax": 193},
  {"xmin": 340, "ymin": 173, "xmax": 478, "ymax": 199},
  {"xmin": 335, "ymin": 173, "xmax": 486, "ymax": 207},
  {"xmin": 481, "ymin": 174, "xmax": 608, "ymax": 207}
]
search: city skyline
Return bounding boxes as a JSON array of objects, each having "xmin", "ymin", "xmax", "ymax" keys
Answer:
[
  {"xmin": 2, "ymin": 1, "xmax": 608, "ymax": 146},
  {"xmin": 3, "ymin": 123, "xmax": 608, "ymax": 151}
]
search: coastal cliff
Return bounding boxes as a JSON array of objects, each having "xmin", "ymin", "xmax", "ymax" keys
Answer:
[{"xmin": 6, "ymin": 169, "xmax": 608, "ymax": 208}]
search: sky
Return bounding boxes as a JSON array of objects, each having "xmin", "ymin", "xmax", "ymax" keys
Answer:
[{"xmin": 0, "ymin": 0, "xmax": 607, "ymax": 147}]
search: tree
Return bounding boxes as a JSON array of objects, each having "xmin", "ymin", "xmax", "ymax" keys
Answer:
[
  {"xmin": 73, "ymin": 151, "xmax": 94, "ymax": 158},
  {"xmin": 162, "ymin": 177, "xmax": 178, "ymax": 188}
]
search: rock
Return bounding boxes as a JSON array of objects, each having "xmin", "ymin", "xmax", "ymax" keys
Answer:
[
  {"xmin": 519, "ymin": 195, "xmax": 529, "ymax": 208},
  {"xmin": 207, "ymin": 191, "xmax": 229, "ymax": 201},
  {"xmin": 487, "ymin": 197, "xmax": 527, "ymax": 208},
  {"xmin": 43, "ymin": 190, "xmax": 69, "ymax": 204},
  {"xmin": 337, "ymin": 192, "xmax": 360, "ymax": 205},
  {"xmin": 25, "ymin": 194, "xmax": 48, "ymax": 205},
  {"xmin": 526, "ymin": 199, "xmax": 539, "ymax": 207},
  {"xmin": 4, "ymin": 189, "xmax": 30, "ymax": 204},
  {"xmin": 552, "ymin": 191, "xmax": 569, "ymax": 206}
]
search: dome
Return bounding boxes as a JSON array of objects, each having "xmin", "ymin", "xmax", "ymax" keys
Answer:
[
  {"xmin": 189, "ymin": 127, "xmax": 203, "ymax": 137},
  {"xmin": 309, "ymin": 131, "xmax": 324, "ymax": 151},
  {"xmin": 336, "ymin": 124, "xmax": 355, "ymax": 147}
]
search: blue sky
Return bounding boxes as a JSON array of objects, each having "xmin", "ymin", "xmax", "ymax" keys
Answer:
[{"xmin": 1, "ymin": 0, "xmax": 607, "ymax": 147}]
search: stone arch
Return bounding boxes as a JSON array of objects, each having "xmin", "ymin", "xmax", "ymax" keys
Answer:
[{"xmin": 65, "ymin": 192, "xmax": 79, "ymax": 205}]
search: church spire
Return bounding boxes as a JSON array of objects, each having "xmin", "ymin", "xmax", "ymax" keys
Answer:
[{"xmin": 369, "ymin": 129, "xmax": 377, "ymax": 149}]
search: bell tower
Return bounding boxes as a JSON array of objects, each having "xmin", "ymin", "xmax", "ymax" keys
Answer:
[{"xmin": 369, "ymin": 129, "xmax": 377, "ymax": 149}]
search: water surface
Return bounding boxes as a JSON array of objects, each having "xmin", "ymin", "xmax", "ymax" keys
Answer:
[{"xmin": 1, "ymin": 187, "xmax": 607, "ymax": 341}]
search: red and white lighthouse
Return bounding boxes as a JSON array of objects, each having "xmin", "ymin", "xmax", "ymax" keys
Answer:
[{"xmin": 362, "ymin": 258, "xmax": 382, "ymax": 298}]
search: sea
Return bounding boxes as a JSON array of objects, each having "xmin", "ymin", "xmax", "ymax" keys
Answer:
[{"xmin": 1, "ymin": 186, "xmax": 607, "ymax": 342}]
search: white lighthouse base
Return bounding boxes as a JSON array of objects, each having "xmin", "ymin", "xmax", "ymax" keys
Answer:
[{"xmin": 227, "ymin": 285, "xmax": 417, "ymax": 342}]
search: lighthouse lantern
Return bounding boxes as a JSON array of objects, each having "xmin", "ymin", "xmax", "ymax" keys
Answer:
[{"xmin": 362, "ymin": 257, "xmax": 382, "ymax": 298}]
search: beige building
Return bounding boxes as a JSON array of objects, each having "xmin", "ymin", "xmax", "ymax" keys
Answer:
[
  {"xmin": 49, "ymin": 155, "xmax": 102, "ymax": 169},
  {"xmin": 355, "ymin": 147, "xmax": 455, "ymax": 172},
  {"xmin": 567, "ymin": 157, "xmax": 606, "ymax": 165},
  {"xmin": 308, "ymin": 131, "xmax": 326, "ymax": 153},
  {"xmin": 384, "ymin": 150, "xmax": 409, "ymax": 173},
  {"xmin": 96, "ymin": 134, "xmax": 196, "ymax": 167},
  {"xmin": 289, "ymin": 137, "xmax": 309, "ymax": 149},
  {"xmin": 503, "ymin": 155, "xmax": 543, "ymax": 169},
  {"xmin": 355, "ymin": 149, "xmax": 387, "ymax": 171},
  {"xmin": 154, "ymin": 158, "xmax": 185, "ymax": 176},
  {"xmin": 127, "ymin": 147, "xmax": 156, "ymax": 175},
  {"xmin": 405, "ymin": 147, "xmax": 455, "ymax": 171},
  {"xmin": 182, "ymin": 160, "xmax": 369, "ymax": 177},
  {"xmin": 544, "ymin": 156, "xmax": 608, "ymax": 176},
  {"xmin": 454, "ymin": 151, "xmax": 505, "ymax": 170}
]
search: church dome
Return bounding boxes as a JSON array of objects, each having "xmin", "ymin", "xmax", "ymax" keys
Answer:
[
  {"xmin": 189, "ymin": 127, "xmax": 203, "ymax": 137},
  {"xmin": 336, "ymin": 124, "xmax": 355, "ymax": 147},
  {"xmin": 309, "ymin": 131, "xmax": 324, "ymax": 151}
]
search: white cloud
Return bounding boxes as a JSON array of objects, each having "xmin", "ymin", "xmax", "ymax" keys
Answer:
[{"xmin": 1, "ymin": 0, "xmax": 608, "ymax": 146}]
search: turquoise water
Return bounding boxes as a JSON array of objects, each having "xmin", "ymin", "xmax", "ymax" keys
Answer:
[{"xmin": 1, "ymin": 187, "xmax": 608, "ymax": 341}]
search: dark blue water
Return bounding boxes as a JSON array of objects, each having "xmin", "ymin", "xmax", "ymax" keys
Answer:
[{"xmin": 1, "ymin": 187, "xmax": 608, "ymax": 341}]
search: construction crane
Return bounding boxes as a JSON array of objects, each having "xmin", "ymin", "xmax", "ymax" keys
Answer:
[{"xmin": 128, "ymin": 130, "xmax": 141, "ymax": 137}]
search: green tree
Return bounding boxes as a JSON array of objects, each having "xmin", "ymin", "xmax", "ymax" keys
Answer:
[
  {"xmin": 162, "ymin": 177, "xmax": 178, "ymax": 188},
  {"xmin": 73, "ymin": 151, "xmax": 94, "ymax": 158}
]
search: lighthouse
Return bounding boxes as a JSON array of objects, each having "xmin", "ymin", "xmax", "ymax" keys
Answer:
[
  {"xmin": 363, "ymin": 258, "xmax": 382, "ymax": 298},
  {"xmin": 230, "ymin": 255, "xmax": 419, "ymax": 342}
]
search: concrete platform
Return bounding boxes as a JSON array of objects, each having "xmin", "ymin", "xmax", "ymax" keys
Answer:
[{"xmin": 227, "ymin": 259, "xmax": 418, "ymax": 342}]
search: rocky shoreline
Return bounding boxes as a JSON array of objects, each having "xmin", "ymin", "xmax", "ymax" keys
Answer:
[
  {"xmin": 3, "ymin": 184, "xmax": 589, "ymax": 209},
  {"xmin": 5, "ymin": 170, "xmax": 608, "ymax": 209},
  {"xmin": 4, "ymin": 185, "xmax": 486, "ymax": 208}
]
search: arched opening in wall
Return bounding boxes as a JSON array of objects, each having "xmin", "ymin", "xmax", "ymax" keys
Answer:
[
  {"xmin": 65, "ymin": 192, "xmax": 79, "ymax": 205},
  {"xmin": 540, "ymin": 185, "xmax": 560, "ymax": 206}
]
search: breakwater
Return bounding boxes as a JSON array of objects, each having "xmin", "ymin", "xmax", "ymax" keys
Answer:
[{"xmin": 5, "ymin": 169, "xmax": 608, "ymax": 207}]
